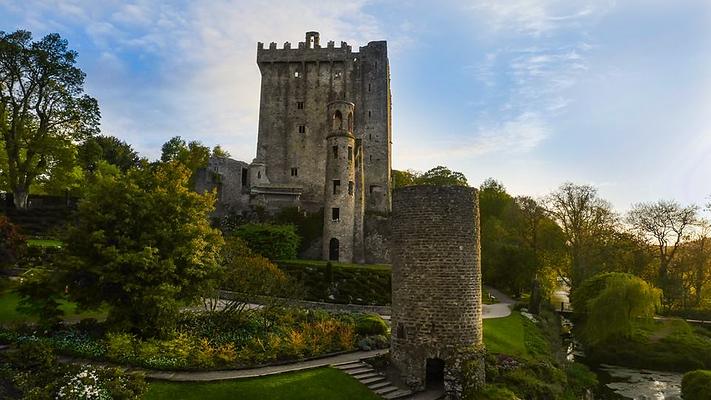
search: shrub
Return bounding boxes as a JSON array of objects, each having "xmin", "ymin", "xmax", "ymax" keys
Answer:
[
  {"xmin": 277, "ymin": 260, "xmax": 391, "ymax": 305},
  {"xmin": 355, "ymin": 313, "xmax": 389, "ymax": 336},
  {"xmin": 105, "ymin": 332, "xmax": 136, "ymax": 362},
  {"xmin": 682, "ymin": 370, "xmax": 711, "ymax": 400},
  {"xmin": 233, "ymin": 224, "xmax": 300, "ymax": 260},
  {"xmin": 0, "ymin": 215, "xmax": 25, "ymax": 267}
]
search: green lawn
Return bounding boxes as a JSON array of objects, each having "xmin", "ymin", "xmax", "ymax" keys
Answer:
[
  {"xmin": 484, "ymin": 312, "xmax": 527, "ymax": 358},
  {"xmin": 26, "ymin": 238, "xmax": 63, "ymax": 248},
  {"xmin": 144, "ymin": 368, "xmax": 381, "ymax": 400},
  {"xmin": 0, "ymin": 289, "xmax": 106, "ymax": 323}
]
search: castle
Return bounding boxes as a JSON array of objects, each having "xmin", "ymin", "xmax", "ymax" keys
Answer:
[{"xmin": 195, "ymin": 32, "xmax": 392, "ymax": 264}]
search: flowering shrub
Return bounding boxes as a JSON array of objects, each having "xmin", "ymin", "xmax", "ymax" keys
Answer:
[
  {"xmin": 57, "ymin": 367, "xmax": 111, "ymax": 399},
  {"xmin": 1, "ymin": 307, "xmax": 386, "ymax": 371}
]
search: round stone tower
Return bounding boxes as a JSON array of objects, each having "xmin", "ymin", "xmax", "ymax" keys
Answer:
[
  {"xmin": 323, "ymin": 101, "xmax": 357, "ymax": 263},
  {"xmin": 390, "ymin": 185, "xmax": 484, "ymax": 398}
]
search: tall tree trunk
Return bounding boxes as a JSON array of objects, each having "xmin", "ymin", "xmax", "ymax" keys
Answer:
[{"xmin": 13, "ymin": 188, "xmax": 28, "ymax": 209}]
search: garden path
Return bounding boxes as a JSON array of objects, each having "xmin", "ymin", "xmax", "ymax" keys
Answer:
[
  {"xmin": 482, "ymin": 286, "xmax": 515, "ymax": 319},
  {"xmin": 137, "ymin": 349, "xmax": 389, "ymax": 382}
]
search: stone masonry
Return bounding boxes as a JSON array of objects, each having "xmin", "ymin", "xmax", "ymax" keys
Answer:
[
  {"xmin": 390, "ymin": 185, "xmax": 485, "ymax": 399},
  {"xmin": 195, "ymin": 32, "xmax": 392, "ymax": 263}
]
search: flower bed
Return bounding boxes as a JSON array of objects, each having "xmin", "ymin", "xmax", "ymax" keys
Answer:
[{"xmin": 0, "ymin": 308, "xmax": 390, "ymax": 371}]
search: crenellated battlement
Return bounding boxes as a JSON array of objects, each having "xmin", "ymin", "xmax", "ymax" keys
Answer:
[{"xmin": 257, "ymin": 33, "xmax": 356, "ymax": 63}]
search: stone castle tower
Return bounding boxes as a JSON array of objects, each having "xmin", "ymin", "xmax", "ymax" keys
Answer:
[
  {"xmin": 390, "ymin": 186, "xmax": 485, "ymax": 398},
  {"xmin": 195, "ymin": 32, "xmax": 392, "ymax": 263}
]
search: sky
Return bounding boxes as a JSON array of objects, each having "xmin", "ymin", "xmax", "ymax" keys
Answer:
[{"xmin": 1, "ymin": 0, "xmax": 710, "ymax": 212}]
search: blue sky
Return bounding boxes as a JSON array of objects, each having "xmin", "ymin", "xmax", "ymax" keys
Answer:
[{"xmin": 1, "ymin": 0, "xmax": 710, "ymax": 211}]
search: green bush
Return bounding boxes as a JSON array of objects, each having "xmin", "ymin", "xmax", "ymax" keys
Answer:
[
  {"xmin": 469, "ymin": 384, "xmax": 519, "ymax": 400},
  {"xmin": 234, "ymin": 224, "xmax": 300, "ymax": 260},
  {"xmin": 106, "ymin": 332, "xmax": 136, "ymax": 362},
  {"xmin": 355, "ymin": 314, "xmax": 389, "ymax": 336},
  {"xmin": 274, "ymin": 207, "xmax": 323, "ymax": 254},
  {"xmin": 682, "ymin": 370, "xmax": 711, "ymax": 400},
  {"xmin": 277, "ymin": 260, "xmax": 391, "ymax": 305}
]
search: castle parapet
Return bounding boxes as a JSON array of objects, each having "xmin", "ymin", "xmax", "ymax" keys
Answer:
[{"xmin": 257, "ymin": 32, "xmax": 354, "ymax": 63}]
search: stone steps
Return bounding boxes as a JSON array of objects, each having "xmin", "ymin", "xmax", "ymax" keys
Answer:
[{"xmin": 332, "ymin": 360, "xmax": 413, "ymax": 399}]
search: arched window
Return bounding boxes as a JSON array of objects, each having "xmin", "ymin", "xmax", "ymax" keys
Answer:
[
  {"xmin": 347, "ymin": 112, "xmax": 353, "ymax": 132},
  {"xmin": 333, "ymin": 110, "xmax": 343, "ymax": 130},
  {"xmin": 329, "ymin": 238, "xmax": 340, "ymax": 261}
]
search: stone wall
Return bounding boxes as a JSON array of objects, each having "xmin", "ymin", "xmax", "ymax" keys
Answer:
[{"xmin": 390, "ymin": 185, "xmax": 484, "ymax": 398}]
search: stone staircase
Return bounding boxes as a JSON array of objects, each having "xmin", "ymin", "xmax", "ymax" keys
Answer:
[{"xmin": 334, "ymin": 360, "xmax": 413, "ymax": 399}]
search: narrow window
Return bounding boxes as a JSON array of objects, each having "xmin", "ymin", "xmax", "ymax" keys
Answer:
[
  {"xmin": 347, "ymin": 146, "xmax": 353, "ymax": 161},
  {"xmin": 258, "ymin": 171, "xmax": 261, "ymax": 179},
  {"xmin": 369, "ymin": 133, "xmax": 372, "ymax": 140},
  {"xmin": 332, "ymin": 145, "xmax": 338, "ymax": 159},
  {"xmin": 332, "ymin": 207, "xmax": 340, "ymax": 221},
  {"xmin": 347, "ymin": 112, "xmax": 353, "ymax": 131},
  {"xmin": 396, "ymin": 323, "xmax": 406, "ymax": 339},
  {"xmin": 241, "ymin": 169, "xmax": 248, "ymax": 187},
  {"xmin": 298, "ymin": 125, "xmax": 306, "ymax": 133},
  {"xmin": 368, "ymin": 83, "xmax": 371, "ymax": 92},
  {"xmin": 369, "ymin": 155, "xmax": 372, "ymax": 162},
  {"xmin": 333, "ymin": 180, "xmax": 341, "ymax": 194},
  {"xmin": 297, "ymin": 101, "xmax": 304, "ymax": 109},
  {"xmin": 290, "ymin": 167, "xmax": 298, "ymax": 177},
  {"xmin": 333, "ymin": 110, "xmax": 343, "ymax": 130},
  {"xmin": 348, "ymin": 181, "xmax": 354, "ymax": 195},
  {"xmin": 294, "ymin": 71, "xmax": 300, "ymax": 78},
  {"xmin": 368, "ymin": 110, "xmax": 371, "ymax": 118}
]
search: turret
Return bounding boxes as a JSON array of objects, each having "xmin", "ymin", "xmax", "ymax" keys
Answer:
[{"xmin": 323, "ymin": 101, "xmax": 357, "ymax": 262}]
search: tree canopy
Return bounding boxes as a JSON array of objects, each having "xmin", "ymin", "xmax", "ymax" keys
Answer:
[
  {"xmin": 0, "ymin": 30, "xmax": 99, "ymax": 208},
  {"xmin": 392, "ymin": 165, "xmax": 468, "ymax": 188}
]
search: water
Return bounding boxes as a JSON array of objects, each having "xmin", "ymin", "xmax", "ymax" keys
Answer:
[{"xmin": 596, "ymin": 365, "xmax": 682, "ymax": 400}]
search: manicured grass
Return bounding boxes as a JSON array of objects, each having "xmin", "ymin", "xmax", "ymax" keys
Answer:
[
  {"xmin": 277, "ymin": 259, "xmax": 391, "ymax": 271},
  {"xmin": 144, "ymin": 368, "xmax": 381, "ymax": 400},
  {"xmin": 484, "ymin": 312, "xmax": 527, "ymax": 358},
  {"xmin": 0, "ymin": 289, "xmax": 106, "ymax": 323},
  {"xmin": 26, "ymin": 238, "xmax": 63, "ymax": 248},
  {"xmin": 483, "ymin": 311, "xmax": 551, "ymax": 360}
]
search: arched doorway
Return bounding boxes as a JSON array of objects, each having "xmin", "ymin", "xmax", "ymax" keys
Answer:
[
  {"xmin": 426, "ymin": 358, "xmax": 445, "ymax": 389},
  {"xmin": 329, "ymin": 238, "xmax": 339, "ymax": 261}
]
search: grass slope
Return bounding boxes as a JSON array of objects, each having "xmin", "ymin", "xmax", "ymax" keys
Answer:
[
  {"xmin": 0, "ymin": 289, "xmax": 105, "ymax": 323},
  {"xmin": 144, "ymin": 368, "xmax": 380, "ymax": 400}
]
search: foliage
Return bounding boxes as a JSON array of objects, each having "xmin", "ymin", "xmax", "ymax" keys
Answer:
[
  {"xmin": 583, "ymin": 319, "xmax": 711, "ymax": 371},
  {"xmin": 78, "ymin": 135, "xmax": 141, "ymax": 173},
  {"xmin": 143, "ymin": 368, "xmax": 381, "ymax": 400},
  {"xmin": 582, "ymin": 273, "xmax": 661, "ymax": 343},
  {"xmin": 233, "ymin": 223, "xmax": 300, "ymax": 260},
  {"xmin": 682, "ymin": 370, "xmax": 711, "ymax": 400},
  {"xmin": 479, "ymin": 179, "xmax": 566, "ymax": 298},
  {"xmin": 0, "ymin": 215, "xmax": 25, "ymax": 266},
  {"xmin": 18, "ymin": 162, "xmax": 223, "ymax": 338},
  {"xmin": 391, "ymin": 165, "xmax": 468, "ymax": 188},
  {"xmin": 277, "ymin": 260, "xmax": 391, "ymax": 305},
  {"xmin": 544, "ymin": 182, "xmax": 619, "ymax": 288},
  {"xmin": 0, "ymin": 30, "xmax": 100, "ymax": 209},
  {"xmin": 207, "ymin": 236, "xmax": 297, "ymax": 317},
  {"xmin": 354, "ymin": 313, "xmax": 389, "ymax": 336},
  {"xmin": 0, "ymin": 339, "xmax": 146, "ymax": 400},
  {"xmin": 628, "ymin": 200, "xmax": 698, "ymax": 306},
  {"xmin": 15, "ymin": 267, "xmax": 65, "ymax": 327},
  {"xmin": 274, "ymin": 207, "xmax": 323, "ymax": 254}
]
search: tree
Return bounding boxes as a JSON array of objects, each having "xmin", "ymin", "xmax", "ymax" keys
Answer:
[
  {"xmin": 582, "ymin": 273, "xmax": 661, "ymax": 344},
  {"xmin": 417, "ymin": 165, "xmax": 468, "ymax": 187},
  {"xmin": 211, "ymin": 145, "xmax": 230, "ymax": 158},
  {"xmin": 627, "ymin": 200, "xmax": 698, "ymax": 305},
  {"xmin": 78, "ymin": 135, "xmax": 140, "ymax": 172},
  {"xmin": 0, "ymin": 30, "xmax": 100, "ymax": 208},
  {"xmin": 31, "ymin": 162, "xmax": 223, "ymax": 337},
  {"xmin": 391, "ymin": 166, "xmax": 468, "ymax": 189},
  {"xmin": 544, "ymin": 183, "xmax": 618, "ymax": 288},
  {"xmin": 674, "ymin": 222, "xmax": 711, "ymax": 307}
]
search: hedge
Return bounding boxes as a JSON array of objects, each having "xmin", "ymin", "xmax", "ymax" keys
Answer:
[
  {"xmin": 233, "ymin": 224, "xmax": 300, "ymax": 260},
  {"xmin": 277, "ymin": 260, "xmax": 391, "ymax": 305},
  {"xmin": 682, "ymin": 370, "xmax": 711, "ymax": 400}
]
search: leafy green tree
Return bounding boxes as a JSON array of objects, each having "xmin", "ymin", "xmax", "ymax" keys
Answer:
[
  {"xmin": 0, "ymin": 30, "xmax": 100, "ymax": 208},
  {"xmin": 545, "ymin": 183, "xmax": 619, "ymax": 288},
  {"xmin": 160, "ymin": 136, "xmax": 211, "ymax": 171},
  {"xmin": 417, "ymin": 165, "xmax": 468, "ymax": 186},
  {"xmin": 35, "ymin": 162, "xmax": 223, "ymax": 337},
  {"xmin": 582, "ymin": 273, "xmax": 661, "ymax": 344},
  {"xmin": 627, "ymin": 200, "xmax": 698, "ymax": 306},
  {"xmin": 233, "ymin": 223, "xmax": 300, "ymax": 260},
  {"xmin": 392, "ymin": 169, "xmax": 417, "ymax": 189},
  {"xmin": 392, "ymin": 166, "xmax": 468, "ymax": 188},
  {"xmin": 78, "ymin": 135, "xmax": 140, "ymax": 172},
  {"xmin": 211, "ymin": 145, "xmax": 230, "ymax": 158}
]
